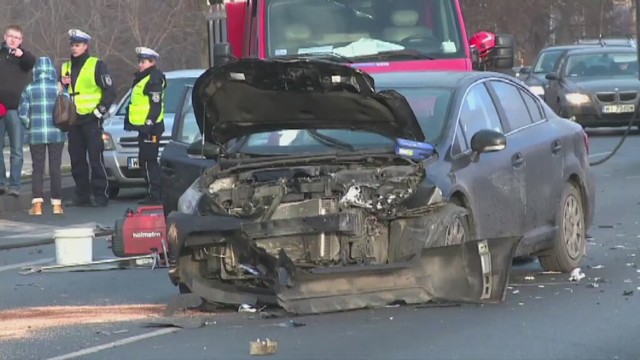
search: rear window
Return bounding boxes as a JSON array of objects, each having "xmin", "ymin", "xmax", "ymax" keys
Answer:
[{"xmin": 116, "ymin": 76, "xmax": 198, "ymax": 116}]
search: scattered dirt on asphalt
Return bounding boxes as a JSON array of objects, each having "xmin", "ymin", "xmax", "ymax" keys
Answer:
[{"xmin": 0, "ymin": 304, "xmax": 168, "ymax": 341}]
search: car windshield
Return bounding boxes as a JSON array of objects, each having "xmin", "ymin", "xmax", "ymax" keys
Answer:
[
  {"xmin": 265, "ymin": 0, "xmax": 465, "ymax": 61},
  {"xmin": 533, "ymin": 49, "xmax": 563, "ymax": 74},
  {"xmin": 116, "ymin": 76, "xmax": 198, "ymax": 116},
  {"xmin": 564, "ymin": 52, "xmax": 639, "ymax": 77},
  {"xmin": 231, "ymin": 87, "xmax": 453, "ymax": 155}
]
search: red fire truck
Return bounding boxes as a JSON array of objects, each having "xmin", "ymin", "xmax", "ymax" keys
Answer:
[{"xmin": 208, "ymin": 0, "xmax": 515, "ymax": 73}]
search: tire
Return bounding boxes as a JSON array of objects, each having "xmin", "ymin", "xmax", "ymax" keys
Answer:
[
  {"xmin": 111, "ymin": 218, "xmax": 125, "ymax": 257},
  {"xmin": 108, "ymin": 185, "xmax": 120, "ymax": 199},
  {"xmin": 444, "ymin": 206, "xmax": 471, "ymax": 246},
  {"xmin": 539, "ymin": 183, "xmax": 586, "ymax": 272}
]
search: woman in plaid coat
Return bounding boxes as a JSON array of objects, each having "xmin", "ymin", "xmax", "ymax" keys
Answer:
[{"xmin": 18, "ymin": 56, "xmax": 67, "ymax": 215}]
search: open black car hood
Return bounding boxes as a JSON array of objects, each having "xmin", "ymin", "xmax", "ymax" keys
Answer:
[{"xmin": 192, "ymin": 58, "xmax": 425, "ymax": 145}]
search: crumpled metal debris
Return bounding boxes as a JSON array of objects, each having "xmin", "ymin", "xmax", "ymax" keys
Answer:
[
  {"xmin": 524, "ymin": 275, "xmax": 535, "ymax": 281},
  {"xmin": 250, "ymin": 338, "xmax": 278, "ymax": 356},
  {"xmin": 587, "ymin": 265, "xmax": 604, "ymax": 269},
  {"xmin": 569, "ymin": 268, "xmax": 585, "ymax": 282}
]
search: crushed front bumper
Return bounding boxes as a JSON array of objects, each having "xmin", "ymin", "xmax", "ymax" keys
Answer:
[{"xmin": 166, "ymin": 211, "xmax": 521, "ymax": 315}]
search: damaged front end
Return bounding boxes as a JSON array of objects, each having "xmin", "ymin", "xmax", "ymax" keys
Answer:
[
  {"xmin": 166, "ymin": 58, "xmax": 520, "ymax": 314},
  {"xmin": 166, "ymin": 156, "xmax": 520, "ymax": 314}
]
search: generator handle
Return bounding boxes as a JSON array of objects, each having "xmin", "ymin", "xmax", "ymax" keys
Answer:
[{"xmin": 136, "ymin": 205, "xmax": 165, "ymax": 214}]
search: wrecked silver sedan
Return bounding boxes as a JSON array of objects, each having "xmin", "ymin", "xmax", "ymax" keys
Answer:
[{"xmin": 165, "ymin": 58, "xmax": 523, "ymax": 315}]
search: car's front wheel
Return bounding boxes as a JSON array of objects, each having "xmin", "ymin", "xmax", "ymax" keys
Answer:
[{"xmin": 539, "ymin": 182, "xmax": 586, "ymax": 272}]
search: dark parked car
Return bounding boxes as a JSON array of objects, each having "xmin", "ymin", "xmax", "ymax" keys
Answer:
[
  {"xmin": 161, "ymin": 58, "xmax": 595, "ymax": 314},
  {"xmin": 544, "ymin": 47, "xmax": 640, "ymax": 128},
  {"xmin": 519, "ymin": 39, "xmax": 635, "ymax": 99}
]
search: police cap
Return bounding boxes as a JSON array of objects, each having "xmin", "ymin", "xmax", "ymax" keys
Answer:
[
  {"xmin": 136, "ymin": 47, "xmax": 160, "ymax": 61},
  {"xmin": 68, "ymin": 29, "xmax": 91, "ymax": 44}
]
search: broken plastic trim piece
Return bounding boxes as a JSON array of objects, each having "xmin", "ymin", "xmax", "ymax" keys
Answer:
[{"xmin": 274, "ymin": 236, "xmax": 521, "ymax": 315}]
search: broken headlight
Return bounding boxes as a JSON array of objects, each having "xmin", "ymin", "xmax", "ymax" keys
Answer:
[{"xmin": 178, "ymin": 178, "xmax": 204, "ymax": 215}]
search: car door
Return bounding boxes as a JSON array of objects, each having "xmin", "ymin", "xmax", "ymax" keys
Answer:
[
  {"xmin": 543, "ymin": 51, "xmax": 568, "ymax": 114},
  {"xmin": 449, "ymin": 81, "xmax": 525, "ymax": 239},
  {"xmin": 487, "ymin": 79, "xmax": 559, "ymax": 242},
  {"xmin": 160, "ymin": 86, "xmax": 214, "ymax": 215}
]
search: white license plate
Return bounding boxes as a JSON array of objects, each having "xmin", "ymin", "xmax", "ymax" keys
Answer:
[
  {"xmin": 602, "ymin": 104, "xmax": 635, "ymax": 114},
  {"xmin": 127, "ymin": 157, "xmax": 139, "ymax": 169}
]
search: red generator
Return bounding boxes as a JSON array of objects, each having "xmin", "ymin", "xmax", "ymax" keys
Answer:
[{"xmin": 110, "ymin": 205, "xmax": 167, "ymax": 258}]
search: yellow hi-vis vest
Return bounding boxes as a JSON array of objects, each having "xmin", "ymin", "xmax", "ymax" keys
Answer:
[
  {"xmin": 62, "ymin": 57, "xmax": 102, "ymax": 115},
  {"xmin": 128, "ymin": 74, "xmax": 164, "ymax": 126}
]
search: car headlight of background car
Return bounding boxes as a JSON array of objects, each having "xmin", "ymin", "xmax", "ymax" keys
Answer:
[
  {"xmin": 564, "ymin": 93, "xmax": 590, "ymax": 105},
  {"xmin": 529, "ymin": 85, "xmax": 545, "ymax": 97},
  {"xmin": 178, "ymin": 178, "xmax": 204, "ymax": 214},
  {"xmin": 102, "ymin": 132, "xmax": 116, "ymax": 151}
]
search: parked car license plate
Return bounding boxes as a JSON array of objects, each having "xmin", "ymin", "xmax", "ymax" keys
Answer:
[
  {"xmin": 602, "ymin": 104, "xmax": 635, "ymax": 113},
  {"xmin": 127, "ymin": 157, "xmax": 139, "ymax": 169}
]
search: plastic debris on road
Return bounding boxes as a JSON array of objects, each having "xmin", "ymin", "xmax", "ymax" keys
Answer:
[{"xmin": 569, "ymin": 268, "xmax": 585, "ymax": 282}]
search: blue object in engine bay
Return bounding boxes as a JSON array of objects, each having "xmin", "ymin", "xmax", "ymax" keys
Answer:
[{"xmin": 395, "ymin": 138, "xmax": 435, "ymax": 161}]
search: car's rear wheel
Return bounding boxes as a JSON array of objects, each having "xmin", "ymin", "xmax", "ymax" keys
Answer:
[
  {"xmin": 539, "ymin": 182, "xmax": 586, "ymax": 272},
  {"xmin": 108, "ymin": 185, "xmax": 120, "ymax": 199}
]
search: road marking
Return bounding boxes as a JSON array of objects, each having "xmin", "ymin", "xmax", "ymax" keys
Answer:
[
  {"xmin": 0, "ymin": 257, "xmax": 54, "ymax": 273},
  {"xmin": 46, "ymin": 328, "xmax": 180, "ymax": 360},
  {"xmin": 588, "ymin": 152, "xmax": 610, "ymax": 158}
]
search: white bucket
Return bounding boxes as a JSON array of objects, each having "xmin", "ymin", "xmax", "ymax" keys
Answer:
[{"xmin": 54, "ymin": 227, "xmax": 94, "ymax": 265}]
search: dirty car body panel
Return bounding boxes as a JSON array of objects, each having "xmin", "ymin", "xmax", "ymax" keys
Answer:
[{"xmin": 165, "ymin": 59, "xmax": 592, "ymax": 314}]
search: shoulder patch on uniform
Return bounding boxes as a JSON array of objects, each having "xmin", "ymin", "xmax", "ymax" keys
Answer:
[
  {"xmin": 101, "ymin": 75, "xmax": 112, "ymax": 87},
  {"xmin": 151, "ymin": 92, "xmax": 161, "ymax": 103}
]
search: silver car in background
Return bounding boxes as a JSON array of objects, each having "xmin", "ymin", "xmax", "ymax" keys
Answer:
[{"xmin": 101, "ymin": 69, "xmax": 205, "ymax": 198}]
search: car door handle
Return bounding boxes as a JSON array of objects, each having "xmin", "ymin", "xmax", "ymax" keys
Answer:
[
  {"xmin": 511, "ymin": 152, "xmax": 525, "ymax": 168},
  {"xmin": 551, "ymin": 139, "xmax": 562, "ymax": 154}
]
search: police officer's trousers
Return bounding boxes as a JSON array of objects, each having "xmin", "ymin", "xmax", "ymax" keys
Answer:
[
  {"xmin": 68, "ymin": 119, "xmax": 109, "ymax": 203},
  {"xmin": 138, "ymin": 133, "xmax": 161, "ymax": 200}
]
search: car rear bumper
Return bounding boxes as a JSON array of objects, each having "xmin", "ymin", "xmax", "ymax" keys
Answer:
[{"xmin": 103, "ymin": 148, "xmax": 163, "ymax": 187}]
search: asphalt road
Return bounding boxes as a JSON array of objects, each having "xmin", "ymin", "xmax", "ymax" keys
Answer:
[{"xmin": 1, "ymin": 129, "xmax": 640, "ymax": 360}]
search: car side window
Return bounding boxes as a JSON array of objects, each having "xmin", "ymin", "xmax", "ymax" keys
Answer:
[
  {"xmin": 490, "ymin": 80, "xmax": 533, "ymax": 131},
  {"xmin": 176, "ymin": 89, "xmax": 202, "ymax": 144},
  {"xmin": 520, "ymin": 88, "xmax": 545, "ymax": 123},
  {"xmin": 458, "ymin": 82, "xmax": 503, "ymax": 147},
  {"xmin": 451, "ymin": 122, "xmax": 468, "ymax": 155}
]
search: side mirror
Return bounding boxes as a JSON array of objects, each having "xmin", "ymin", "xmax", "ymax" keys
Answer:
[
  {"xmin": 470, "ymin": 46, "xmax": 480, "ymax": 70},
  {"xmin": 187, "ymin": 140, "xmax": 221, "ymax": 159},
  {"xmin": 103, "ymin": 104, "xmax": 117, "ymax": 119},
  {"xmin": 519, "ymin": 66, "xmax": 532, "ymax": 75},
  {"xmin": 545, "ymin": 72, "xmax": 559, "ymax": 81},
  {"xmin": 470, "ymin": 129, "xmax": 506, "ymax": 160},
  {"xmin": 213, "ymin": 42, "xmax": 234, "ymax": 67},
  {"xmin": 487, "ymin": 34, "xmax": 515, "ymax": 69}
]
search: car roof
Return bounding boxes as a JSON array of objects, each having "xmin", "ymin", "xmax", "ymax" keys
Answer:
[
  {"xmin": 371, "ymin": 71, "xmax": 511, "ymax": 89},
  {"xmin": 564, "ymin": 46, "xmax": 638, "ymax": 55},
  {"xmin": 165, "ymin": 69, "xmax": 206, "ymax": 79}
]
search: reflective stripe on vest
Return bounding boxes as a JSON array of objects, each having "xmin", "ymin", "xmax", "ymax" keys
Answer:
[
  {"xmin": 128, "ymin": 74, "xmax": 165, "ymax": 126},
  {"xmin": 62, "ymin": 57, "xmax": 102, "ymax": 115}
]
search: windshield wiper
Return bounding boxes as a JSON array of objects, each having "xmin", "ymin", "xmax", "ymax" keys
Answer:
[
  {"xmin": 275, "ymin": 52, "xmax": 353, "ymax": 64},
  {"xmin": 352, "ymin": 50, "xmax": 436, "ymax": 61},
  {"xmin": 307, "ymin": 130, "xmax": 355, "ymax": 152}
]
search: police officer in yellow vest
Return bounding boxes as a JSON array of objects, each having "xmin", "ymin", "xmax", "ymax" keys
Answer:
[
  {"xmin": 124, "ymin": 47, "xmax": 166, "ymax": 205},
  {"xmin": 60, "ymin": 29, "xmax": 116, "ymax": 207}
]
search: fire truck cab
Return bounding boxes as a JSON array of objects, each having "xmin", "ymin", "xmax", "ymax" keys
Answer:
[{"xmin": 211, "ymin": 0, "xmax": 515, "ymax": 73}]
